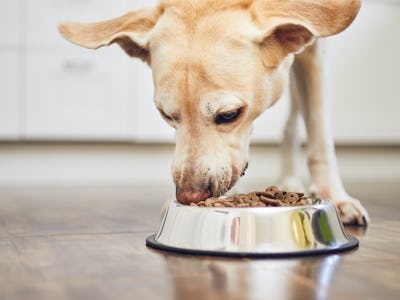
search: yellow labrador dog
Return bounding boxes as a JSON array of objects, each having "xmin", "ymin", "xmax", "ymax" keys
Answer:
[{"xmin": 59, "ymin": 0, "xmax": 368, "ymax": 225}]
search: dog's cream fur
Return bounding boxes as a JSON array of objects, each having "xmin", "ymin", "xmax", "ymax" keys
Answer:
[{"xmin": 58, "ymin": 0, "xmax": 369, "ymax": 225}]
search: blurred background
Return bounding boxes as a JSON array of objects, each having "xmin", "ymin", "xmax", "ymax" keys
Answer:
[{"xmin": 0, "ymin": 0, "xmax": 399, "ymax": 192}]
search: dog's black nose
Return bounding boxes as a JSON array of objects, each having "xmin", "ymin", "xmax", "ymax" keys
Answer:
[{"xmin": 176, "ymin": 188, "xmax": 210, "ymax": 205}]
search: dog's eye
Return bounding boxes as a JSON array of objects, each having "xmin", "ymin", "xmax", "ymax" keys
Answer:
[{"xmin": 215, "ymin": 108, "xmax": 243, "ymax": 125}]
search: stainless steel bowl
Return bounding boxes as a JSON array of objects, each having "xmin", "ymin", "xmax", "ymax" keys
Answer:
[{"xmin": 146, "ymin": 199, "xmax": 358, "ymax": 257}]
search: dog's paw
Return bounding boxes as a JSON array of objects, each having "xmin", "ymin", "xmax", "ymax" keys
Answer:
[
  {"xmin": 277, "ymin": 176, "xmax": 305, "ymax": 192},
  {"xmin": 335, "ymin": 197, "xmax": 370, "ymax": 226}
]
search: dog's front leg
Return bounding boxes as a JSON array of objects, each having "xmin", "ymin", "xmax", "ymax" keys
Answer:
[{"xmin": 292, "ymin": 41, "xmax": 369, "ymax": 226}]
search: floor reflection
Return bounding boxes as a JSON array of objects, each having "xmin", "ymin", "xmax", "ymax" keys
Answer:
[
  {"xmin": 150, "ymin": 249, "xmax": 346, "ymax": 300},
  {"xmin": 292, "ymin": 255, "xmax": 342, "ymax": 300}
]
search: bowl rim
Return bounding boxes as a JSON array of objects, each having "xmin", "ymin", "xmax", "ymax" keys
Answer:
[{"xmin": 146, "ymin": 233, "xmax": 359, "ymax": 258}]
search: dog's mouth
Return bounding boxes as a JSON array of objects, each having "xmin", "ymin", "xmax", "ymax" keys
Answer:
[
  {"xmin": 240, "ymin": 162, "xmax": 249, "ymax": 177},
  {"xmin": 223, "ymin": 162, "xmax": 249, "ymax": 194}
]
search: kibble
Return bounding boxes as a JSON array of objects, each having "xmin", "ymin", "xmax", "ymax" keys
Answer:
[{"xmin": 190, "ymin": 186, "xmax": 314, "ymax": 208}]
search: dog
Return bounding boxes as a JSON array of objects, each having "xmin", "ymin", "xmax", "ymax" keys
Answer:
[{"xmin": 58, "ymin": 0, "xmax": 369, "ymax": 225}]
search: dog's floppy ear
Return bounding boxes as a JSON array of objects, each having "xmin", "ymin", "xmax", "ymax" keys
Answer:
[
  {"xmin": 58, "ymin": 6, "xmax": 163, "ymax": 62},
  {"xmin": 251, "ymin": 0, "xmax": 361, "ymax": 66}
]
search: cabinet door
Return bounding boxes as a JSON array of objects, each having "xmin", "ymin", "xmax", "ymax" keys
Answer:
[
  {"xmin": 0, "ymin": 0, "xmax": 21, "ymax": 46},
  {"xmin": 24, "ymin": 49, "xmax": 135, "ymax": 140},
  {"xmin": 0, "ymin": 0, "xmax": 21, "ymax": 140},
  {"xmin": 0, "ymin": 52, "xmax": 20, "ymax": 139},
  {"xmin": 328, "ymin": 1, "xmax": 400, "ymax": 144},
  {"xmin": 23, "ymin": 0, "xmax": 163, "ymax": 141}
]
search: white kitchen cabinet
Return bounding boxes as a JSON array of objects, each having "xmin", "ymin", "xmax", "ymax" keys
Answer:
[
  {"xmin": 23, "ymin": 48, "xmax": 136, "ymax": 140},
  {"xmin": 329, "ymin": 1, "xmax": 400, "ymax": 144},
  {"xmin": 0, "ymin": 52, "xmax": 21, "ymax": 139},
  {"xmin": 22, "ymin": 0, "xmax": 162, "ymax": 141},
  {"xmin": 0, "ymin": 0, "xmax": 22, "ymax": 140},
  {"xmin": 0, "ymin": 0, "xmax": 21, "ymax": 46}
]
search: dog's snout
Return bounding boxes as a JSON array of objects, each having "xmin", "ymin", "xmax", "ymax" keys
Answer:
[{"xmin": 176, "ymin": 187, "xmax": 210, "ymax": 205}]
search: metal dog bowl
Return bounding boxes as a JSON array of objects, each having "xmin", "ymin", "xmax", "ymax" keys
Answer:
[{"xmin": 146, "ymin": 199, "xmax": 358, "ymax": 257}]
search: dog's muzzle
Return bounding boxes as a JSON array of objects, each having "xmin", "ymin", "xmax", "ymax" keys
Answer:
[{"xmin": 175, "ymin": 162, "xmax": 249, "ymax": 205}]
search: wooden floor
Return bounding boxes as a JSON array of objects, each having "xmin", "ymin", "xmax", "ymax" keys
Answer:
[{"xmin": 0, "ymin": 182, "xmax": 399, "ymax": 300}]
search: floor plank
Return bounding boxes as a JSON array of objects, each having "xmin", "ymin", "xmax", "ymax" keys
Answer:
[{"xmin": 0, "ymin": 182, "xmax": 399, "ymax": 300}]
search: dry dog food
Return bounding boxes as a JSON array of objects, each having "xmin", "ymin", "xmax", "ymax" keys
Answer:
[{"xmin": 190, "ymin": 186, "xmax": 313, "ymax": 208}]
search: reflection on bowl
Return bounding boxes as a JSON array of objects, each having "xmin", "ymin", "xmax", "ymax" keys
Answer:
[{"xmin": 146, "ymin": 199, "xmax": 358, "ymax": 257}]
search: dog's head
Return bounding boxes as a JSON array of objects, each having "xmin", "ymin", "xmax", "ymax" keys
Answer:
[{"xmin": 59, "ymin": 0, "xmax": 360, "ymax": 204}]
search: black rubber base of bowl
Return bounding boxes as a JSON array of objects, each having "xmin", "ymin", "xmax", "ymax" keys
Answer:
[{"xmin": 146, "ymin": 234, "xmax": 359, "ymax": 258}]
